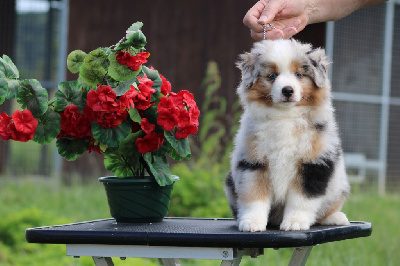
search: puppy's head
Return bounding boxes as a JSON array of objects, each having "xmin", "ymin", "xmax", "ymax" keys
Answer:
[{"xmin": 236, "ymin": 39, "xmax": 331, "ymax": 111}]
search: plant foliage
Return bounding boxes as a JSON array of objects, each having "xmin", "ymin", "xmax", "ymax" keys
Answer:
[{"xmin": 0, "ymin": 22, "xmax": 200, "ymax": 186}]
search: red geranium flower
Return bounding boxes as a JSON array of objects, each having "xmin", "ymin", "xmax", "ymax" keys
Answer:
[
  {"xmin": 156, "ymin": 90, "xmax": 199, "ymax": 139},
  {"xmin": 135, "ymin": 76, "xmax": 156, "ymax": 111},
  {"xmin": 116, "ymin": 51, "xmax": 150, "ymax": 71},
  {"xmin": 86, "ymin": 85, "xmax": 129, "ymax": 128},
  {"xmin": 135, "ymin": 131, "xmax": 165, "ymax": 154},
  {"xmin": 0, "ymin": 110, "xmax": 38, "ymax": 142},
  {"xmin": 58, "ymin": 105, "xmax": 92, "ymax": 139},
  {"xmin": 0, "ymin": 112, "xmax": 13, "ymax": 140}
]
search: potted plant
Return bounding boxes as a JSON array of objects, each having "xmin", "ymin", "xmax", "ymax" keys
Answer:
[{"xmin": 0, "ymin": 22, "xmax": 200, "ymax": 222}]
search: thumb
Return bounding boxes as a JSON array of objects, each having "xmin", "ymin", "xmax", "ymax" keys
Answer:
[{"xmin": 258, "ymin": 0, "xmax": 282, "ymax": 24}]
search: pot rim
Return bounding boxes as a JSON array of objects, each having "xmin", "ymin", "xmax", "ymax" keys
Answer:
[{"xmin": 98, "ymin": 175, "xmax": 179, "ymax": 184}]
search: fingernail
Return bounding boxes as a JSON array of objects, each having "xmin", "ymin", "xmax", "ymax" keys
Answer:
[{"xmin": 258, "ymin": 16, "xmax": 268, "ymax": 23}]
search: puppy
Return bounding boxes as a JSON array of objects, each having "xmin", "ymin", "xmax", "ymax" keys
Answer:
[{"xmin": 225, "ymin": 39, "xmax": 350, "ymax": 232}]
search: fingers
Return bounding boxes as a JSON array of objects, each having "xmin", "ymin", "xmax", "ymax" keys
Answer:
[
  {"xmin": 250, "ymin": 18, "xmax": 302, "ymax": 41},
  {"xmin": 258, "ymin": 0, "xmax": 282, "ymax": 24},
  {"xmin": 243, "ymin": 1, "xmax": 266, "ymax": 31}
]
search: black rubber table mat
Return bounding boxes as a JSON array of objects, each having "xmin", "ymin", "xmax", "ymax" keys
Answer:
[{"xmin": 26, "ymin": 218, "xmax": 372, "ymax": 248}]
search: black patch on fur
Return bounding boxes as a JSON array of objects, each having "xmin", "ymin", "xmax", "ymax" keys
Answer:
[
  {"xmin": 237, "ymin": 160, "xmax": 265, "ymax": 171},
  {"xmin": 247, "ymin": 81, "xmax": 254, "ymax": 89},
  {"xmin": 301, "ymin": 150, "xmax": 340, "ymax": 198},
  {"xmin": 225, "ymin": 172, "xmax": 238, "ymax": 218},
  {"xmin": 314, "ymin": 122, "xmax": 327, "ymax": 132},
  {"xmin": 302, "ymin": 65, "xmax": 309, "ymax": 72},
  {"xmin": 310, "ymin": 59, "xmax": 318, "ymax": 68}
]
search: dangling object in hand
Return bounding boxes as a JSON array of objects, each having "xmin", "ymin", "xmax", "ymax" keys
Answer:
[{"xmin": 263, "ymin": 23, "xmax": 275, "ymax": 40}]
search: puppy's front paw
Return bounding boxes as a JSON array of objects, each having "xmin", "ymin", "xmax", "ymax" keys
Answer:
[
  {"xmin": 238, "ymin": 218, "xmax": 267, "ymax": 232},
  {"xmin": 280, "ymin": 213, "xmax": 312, "ymax": 231}
]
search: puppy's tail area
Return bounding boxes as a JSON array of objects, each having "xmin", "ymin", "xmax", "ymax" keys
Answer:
[{"xmin": 225, "ymin": 172, "xmax": 238, "ymax": 219}]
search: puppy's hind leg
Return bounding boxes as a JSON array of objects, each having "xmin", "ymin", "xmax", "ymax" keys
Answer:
[
  {"xmin": 225, "ymin": 172, "xmax": 239, "ymax": 219},
  {"xmin": 235, "ymin": 169, "xmax": 271, "ymax": 232},
  {"xmin": 318, "ymin": 196, "xmax": 349, "ymax": 226}
]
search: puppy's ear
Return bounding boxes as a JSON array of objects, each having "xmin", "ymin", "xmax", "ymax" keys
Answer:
[
  {"xmin": 236, "ymin": 52, "xmax": 256, "ymax": 87},
  {"xmin": 306, "ymin": 48, "xmax": 331, "ymax": 88}
]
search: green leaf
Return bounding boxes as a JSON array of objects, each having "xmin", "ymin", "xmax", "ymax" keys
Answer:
[
  {"xmin": 0, "ymin": 79, "xmax": 7, "ymax": 105},
  {"xmin": 84, "ymin": 49, "xmax": 108, "ymax": 69},
  {"xmin": 54, "ymin": 81, "xmax": 86, "ymax": 111},
  {"xmin": 92, "ymin": 120, "xmax": 132, "ymax": 148},
  {"xmin": 79, "ymin": 64, "xmax": 105, "ymax": 86},
  {"xmin": 17, "ymin": 79, "xmax": 48, "ymax": 116},
  {"xmin": 103, "ymin": 131, "xmax": 145, "ymax": 177},
  {"xmin": 56, "ymin": 137, "xmax": 89, "ymax": 161},
  {"xmin": 164, "ymin": 130, "xmax": 191, "ymax": 159},
  {"xmin": 125, "ymin": 22, "xmax": 143, "ymax": 39},
  {"xmin": 0, "ymin": 55, "xmax": 19, "ymax": 79},
  {"xmin": 67, "ymin": 50, "xmax": 87, "ymax": 73},
  {"xmin": 32, "ymin": 109, "xmax": 61, "ymax": 144},
  {"xmin": 116, "ymin": 30, "xmax": 147, "ymax": 51},
  {"xmin": 104, "ymin": 150, "xmax": 136, "ymax": 177},
  {"xmin": 142, "ymin": 66, "xmax": 162, "ymax": 92},
  {"xmin": 113, "ymin": 78, "xmax": 136, "ymax": 96},
  {"xmin": 143, "ymin": 153, "xmax": 173, "ymax": 186},
  {"xmin": 128, "ymin": 108, "xmax": 142, "ymax": 123},
  {"xmin": 5, "ymin": 79, "xmax": 20, "ymax": 99},
  {"xmin": 118, "ymin": 131, "xmax": 143, "ymax": 156}
]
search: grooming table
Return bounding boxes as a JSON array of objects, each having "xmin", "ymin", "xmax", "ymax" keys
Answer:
[{"xmin": 25, "ymin": 217, "xmax": 371, "ymax": 266}]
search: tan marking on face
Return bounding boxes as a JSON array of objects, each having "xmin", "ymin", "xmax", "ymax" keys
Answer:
[
  {"xmin": 317, "ymin": 196, "xmax": 347, "ymax": 223},
  {"xmin": 246, "ymin": 79, "xmax": 273, "ymax": 107},
  {"xmin": 290, "ymin": 60, "xmax": 302, "ymax": 74},
  {"xmin": 296, "ymin": 78, "xmax": 327, "ymax": 107},
  {"xmin": 239, "ymin": 169, "xmax": 270, "ymax": 203}
]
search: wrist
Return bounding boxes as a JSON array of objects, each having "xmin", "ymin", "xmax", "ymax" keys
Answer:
[{"xmin": 306, "ymin": 0, "xmax": 366, "ymax": 24}]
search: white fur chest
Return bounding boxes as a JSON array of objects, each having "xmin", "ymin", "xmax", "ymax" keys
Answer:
[{"xmin": 244, "ymin": 111, "xmax": 315, "ymax": 201}]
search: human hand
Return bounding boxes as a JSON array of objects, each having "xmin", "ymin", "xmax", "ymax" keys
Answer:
[{"xmin": 243, "ymin": 0, "xmax": 311, "ymax": 40}]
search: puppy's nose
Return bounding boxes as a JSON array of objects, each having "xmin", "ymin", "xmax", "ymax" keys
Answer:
[{"xmin": 282, "ymin": 86, "xmax": 294, "ymax": 98}]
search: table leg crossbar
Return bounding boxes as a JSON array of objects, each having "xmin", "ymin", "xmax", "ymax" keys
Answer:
[{"xmin": 67, "ymin": 244, "xmax": 313, "ymax": 266}]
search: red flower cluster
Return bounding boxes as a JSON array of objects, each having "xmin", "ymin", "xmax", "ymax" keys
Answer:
[
  {"xmin": 58, "ymin": 105, "xmax": 92, "ymax": 139},
  {"xmin": 86, "ymin": 85, "xmax": 130, "ymax": 128},
  {"xmin": 0, "ymin": 110, "xmax": 38, "ymax": 142},
  {"xmin": 116, "ymin": 51, "xmax": 149, "ymax": 71},
  {"xmin": 134, "ymin": 118, "xmax": 164, "ymax": 154},
  {"xmin": 157, "ymin": 90, "xmax": 200, "ymax": 139},
  {"xmin": 134, "ymin": 76, "xmax": 156, "ymax": 111}
]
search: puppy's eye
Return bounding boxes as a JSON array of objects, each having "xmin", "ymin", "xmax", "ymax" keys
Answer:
[
  {"xmin": 268, "ymin": 73, "xmax": 278, "ymax": 80},
  {"xmin": 295, "ymin": 72, "xmax": 303, "ymax": 79}
]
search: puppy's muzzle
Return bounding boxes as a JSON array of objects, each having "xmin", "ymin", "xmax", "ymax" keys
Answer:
[{"xmin": 282, "ymin": 86, "xmax": 294, "ymax": 98}]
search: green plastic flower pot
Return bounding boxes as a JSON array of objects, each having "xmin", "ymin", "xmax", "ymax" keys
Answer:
[{"xmin": 99, "ymin": 176, "xmax": 178, "ymax": 223}]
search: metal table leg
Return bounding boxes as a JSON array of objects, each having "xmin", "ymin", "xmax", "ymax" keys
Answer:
[
  {"xmin": 288, "ymin": 246, "xmax": 313, "ymax": 266},
  {"xmin": 159, "ymin": 258, "xmax": 181, "ymax": 266},
  {"xmin": 92, "ymin": 256, "xmax": 114, "ymax": 266}
]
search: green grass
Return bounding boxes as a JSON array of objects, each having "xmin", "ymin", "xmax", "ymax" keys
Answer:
[{"xmin": 0, "ymin": 178, "xmax": 398, "ymax": 266}]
